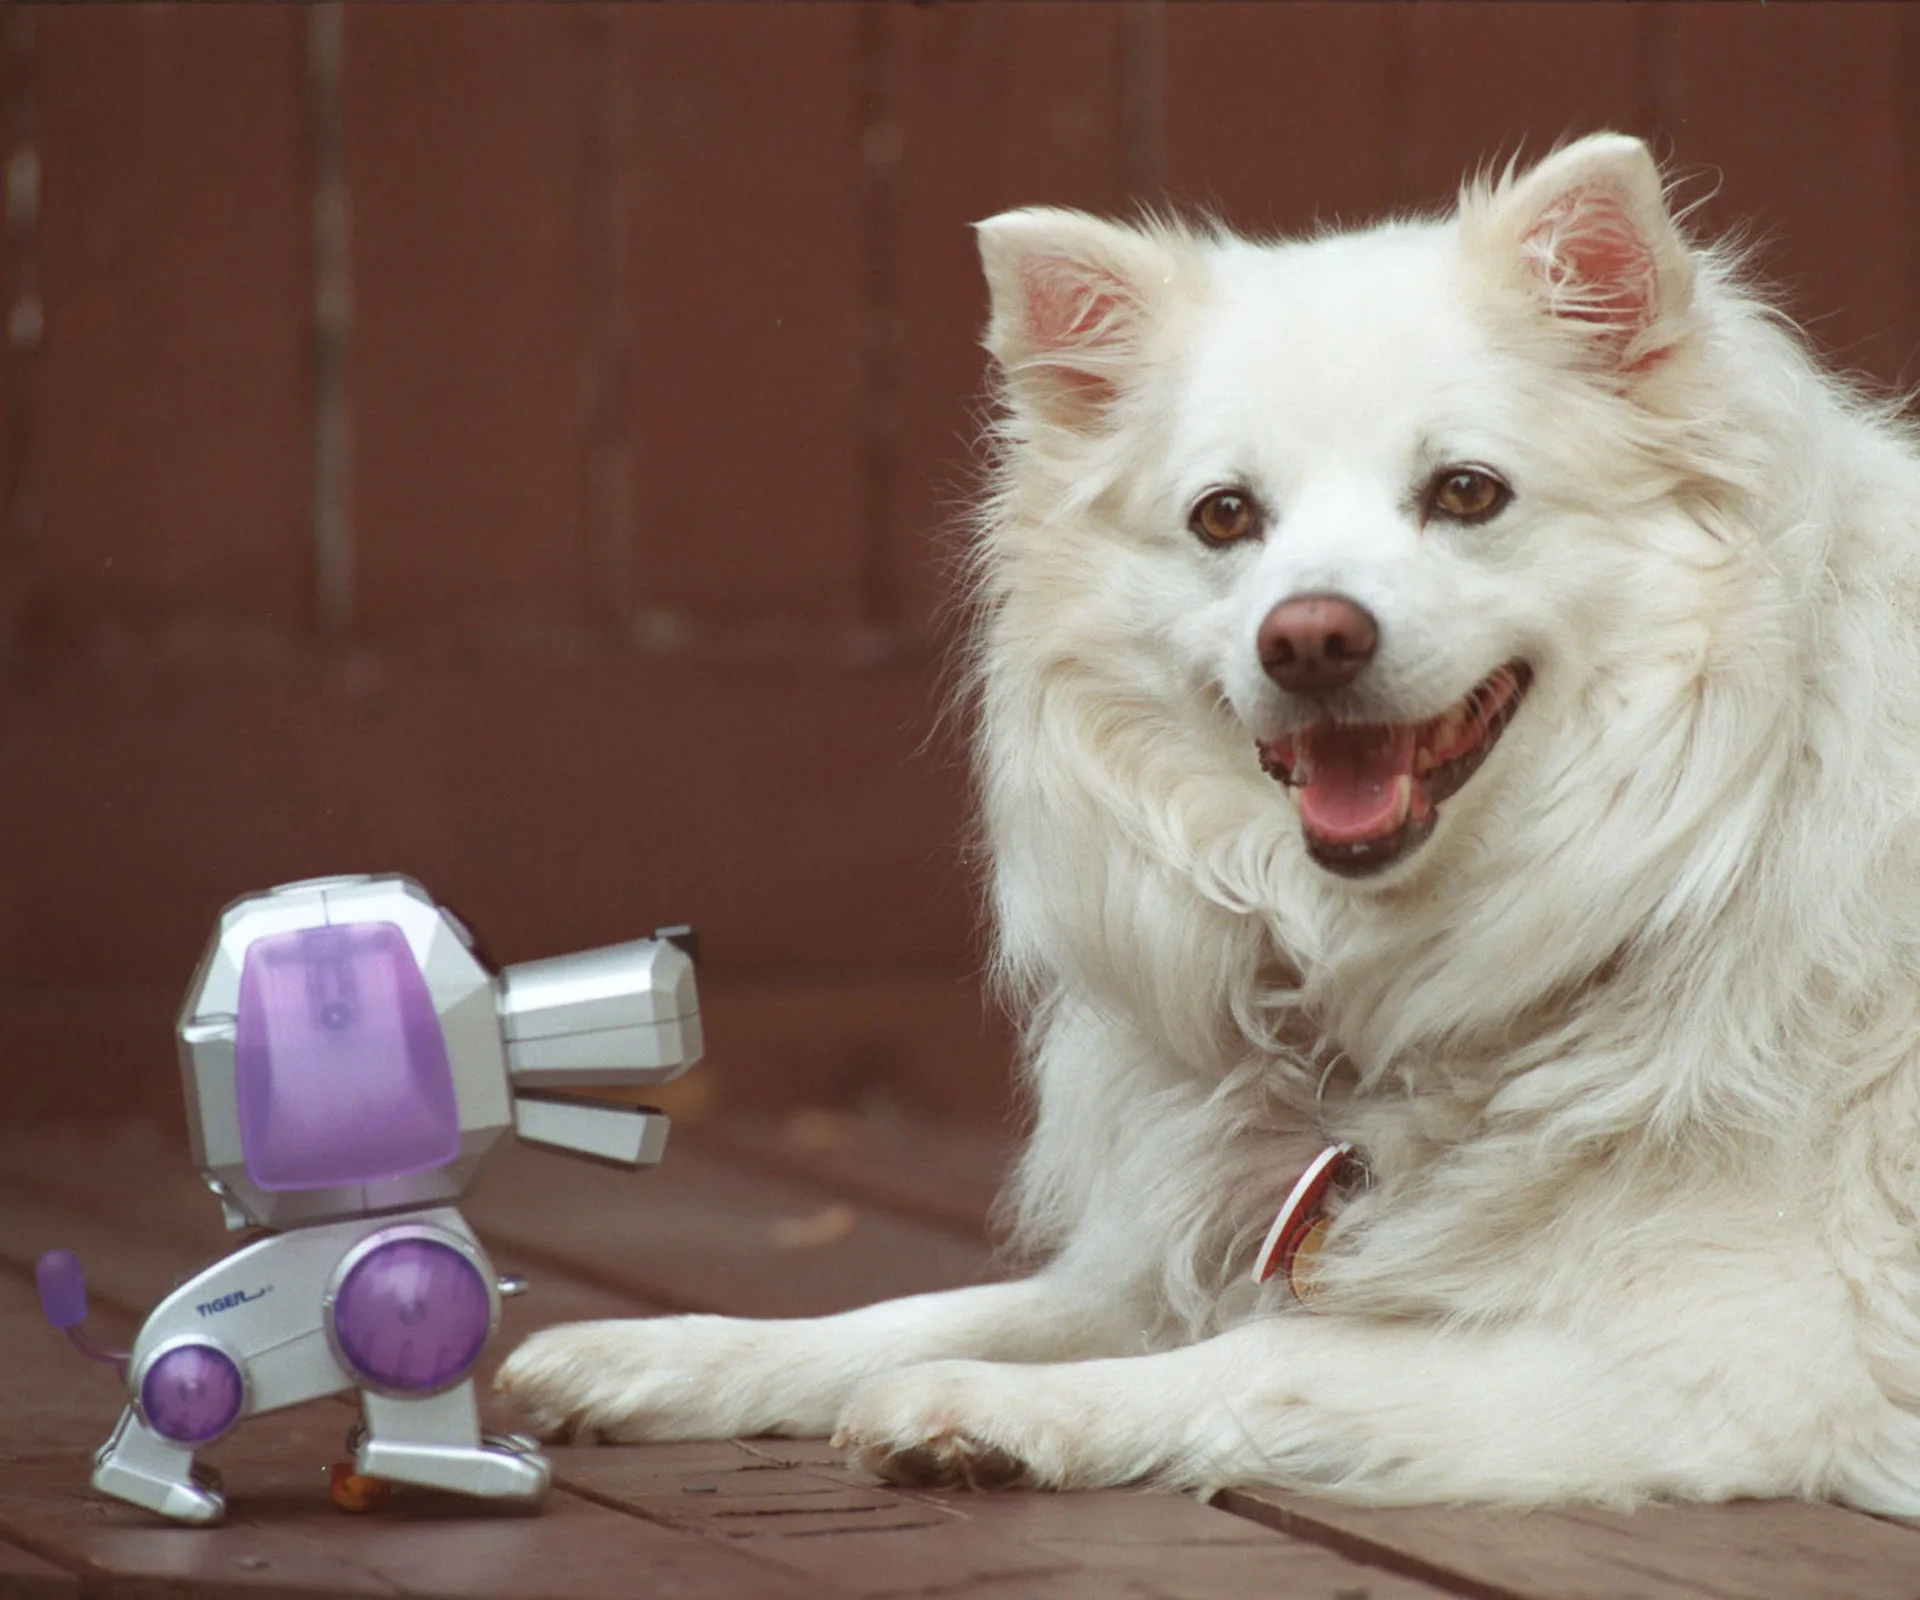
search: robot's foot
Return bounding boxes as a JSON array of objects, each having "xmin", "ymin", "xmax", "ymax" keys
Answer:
[
  {"xmin": 92, "ymin": 1410, "xmax": 227, "ymax": 1525},
  {"xmin": 355, "ymin": 1434, "xmax": 550, "ymax": 1507}
]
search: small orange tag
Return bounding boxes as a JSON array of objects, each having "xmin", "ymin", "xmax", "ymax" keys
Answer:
[
  {"xmin": 329, "ymin": 1462, "xmax": 394, "ymax": 1513},
  {"xmin": 1287, "ymin": 1216, "xmax": 1332, "ymax": 1305}
]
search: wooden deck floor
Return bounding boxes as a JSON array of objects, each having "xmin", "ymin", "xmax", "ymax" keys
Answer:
[{"xmin": 2, "ymin": 1109, "xmax": 1917, "ymax": 1600}]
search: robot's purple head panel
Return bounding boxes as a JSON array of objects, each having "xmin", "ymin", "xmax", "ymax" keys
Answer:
[{"xmin": 234, "ymin": 922, "xmax": 461, "ymax": 1190}]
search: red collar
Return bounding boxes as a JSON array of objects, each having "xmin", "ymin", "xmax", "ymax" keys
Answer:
[{"xmin": 1253, "ymin": 1143, "xmax": 1369, "ymax": 1303}]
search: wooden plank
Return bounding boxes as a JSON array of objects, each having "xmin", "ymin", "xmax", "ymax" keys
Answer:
[
  {"xmin": 1218, "ymin": 1486, "xmax": 1920, "ymax": 1600},
  {"xmin": 466, "ymin": 1138, "xmax": 996, "ymax": 1321},
  {"xmin": 0, "ymin": 1134, "xmax": 567, "ymax": 1373},
  {"xmin": 0, "ymin": 1438, "xmax": 834, "ymax": 1600},
  {"xmin": 343, "ymin": 6, "xmax": 596, "ymax": 638},
  {"xmin": 293, "ymin": 1491, "xmax": 833, "ymax": 1600},
  {"xmin": 916, "ymin": 1479, "xmax": 1454, "ymax": 1600},
  {"xmin": 0, "ymin": 1119, "xmax": 214, "ymax": 1233},
  {"xmin": 307, "ymin": 5, "xmax": 350, "ymax": 641},
  {"xmin": 19, "ymin": 1118, "xmax": 1920, "ymax": 1600},
  {"xmin": 0, "ymin": 1272, "xmax": 412, "ymax": 1598},
  {"xmin": 0, "ymin": 1111, "xmax": 983, "ymax": 1483},
  {"xmin": 32, "ymin": 8, "xmax": 308, "ymax": 629},
  {"xmin": 0, "ymin": 1162, "xmax": 217, "ymax": 1316},
  {"xmin": 1658, "ymin": 3, "xmax": 1911, "ymax": 390},
  {"xmin": 0, "ymin": 646, "xmax": 988, "ymax": 1119},
  {"xmin": 0, "ymin": 9, "xmax": 32, "ymax": 659},
  {"xmin": 886, "ymin": 2, "xmax": 1130, "ymax": 636},
  {"xmin": 0, "ymin": 1133, "xmax": 1448, "ymax": 1600},
  {"xmin": 200, "ymin": 1421, "xmax": 834, "ymax": 1600},
  {"xmin": 557, "ymin": 1436, "xmax": 1455, "ymax": 1600},
  {"xmin": 0, "ymin": 970, "xmax": 1014, "ymax": 1130},
  {"xmin": 0, "ymin": 649, "xmax": 971, "ymax": 975},
  {"xmin": 0, "ymin": 1187, "xmax": 832, "ymax": 1598},
  {"xmin": 0, "ymin": 1536, "xmax": 80, "ymax": 1599},
  {"xmin": 1908, "ymin": 6, "xmax": 1920, "ymax": 393},
  {"xmin": 687, "ymin": 1105, "xmax": 1011, "ymax": 1240},
  {"xmin": 0, "ymin": 1115, "xmax": 661, "ymax": 1436},
  {"xmin": 690, "ymin": 968, "xmax": 1016, "ymax": 1125},
  {"xmin": 1161, "ymin": 3, "xmax": 1399, "ymax": 232},
  {"xmin": 0, "ymin": 1114, "xmax": 989, "ymax": 1368},
  {"xmin": 1397, "ymin": 4, "xmax": 1646, "ymax": 203},
  {"xmin": 0, "ymin": 1457, "xmax": 407, "ymax": 1600},
  {"xmin": 562, "ymin": 1439, "xmax": 1051, "ymax": 1599},
  {"xmin": 614, "ymin": 5, "xmax": 867, "ymax": 631}
]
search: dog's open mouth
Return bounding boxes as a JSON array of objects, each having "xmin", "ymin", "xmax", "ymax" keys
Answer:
[{"xmin": 1256, "ymin": 662, "xmax": 1532, "ymax": 877}]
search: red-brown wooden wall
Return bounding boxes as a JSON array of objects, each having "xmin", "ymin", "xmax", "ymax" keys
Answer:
[{"xmin": 3, "ymin": 4, "xmax": 1917, "ymax": 1121}]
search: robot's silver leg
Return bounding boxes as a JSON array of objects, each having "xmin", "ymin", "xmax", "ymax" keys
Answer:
[
  {"xmin": 355, "ymin": 1383, "xmax": 550, "ymax": 1506},
  {"xmin": 91, "ymin": 1406, "xmax": 226, "ymax": 1525}
]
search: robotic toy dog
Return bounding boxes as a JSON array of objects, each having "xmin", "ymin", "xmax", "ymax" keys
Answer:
[{"xmin": 37, "ymin": 874, "xmax": 700, "ymax": 1524}]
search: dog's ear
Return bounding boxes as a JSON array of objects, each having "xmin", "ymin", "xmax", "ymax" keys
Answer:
[
  {"xmin": 1466, "ymin": 133, "xmax": 1694, "ymax": 373},
  {"xmin": 975, "ymin": 209, "xmax": 1191, "ymax": 429}
]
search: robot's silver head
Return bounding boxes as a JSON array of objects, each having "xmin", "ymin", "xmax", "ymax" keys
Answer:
[{"xmin": 177, "ymin": 876, "xmax": 701, "ymax": 1231}]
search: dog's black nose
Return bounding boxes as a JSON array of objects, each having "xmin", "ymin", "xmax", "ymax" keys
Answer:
[{"xmin": 1258, "ymin": 595, "xmax": 1379, "ymax": 693}]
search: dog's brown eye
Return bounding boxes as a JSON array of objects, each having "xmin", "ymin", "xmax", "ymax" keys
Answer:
[
  {"xmin": 1428, "ymin": 466, "xmax": 1511, "ymax": 524},
  {"xmin": 1190, "ymin": 489, "xmax": 1262, "ymax": 546}
]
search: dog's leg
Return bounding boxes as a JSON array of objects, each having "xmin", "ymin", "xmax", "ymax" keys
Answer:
[
  {"xmin": 834, "ymin": 1310, "xmax": 1834, "ymax": 1503},
  {"xmin": 494, "ymin": 1274, "xmax": 1149, "ymax": 1444}
]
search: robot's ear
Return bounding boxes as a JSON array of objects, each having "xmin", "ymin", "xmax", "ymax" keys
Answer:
[{"xmin": 653, "ymin": 925, "xmax": 700, "ymax": 967}]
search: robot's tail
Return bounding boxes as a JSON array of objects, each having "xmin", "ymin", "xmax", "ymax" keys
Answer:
[{"xmin": 35, "ymin": 1249, "xmax": 130, "ymax": 1376}]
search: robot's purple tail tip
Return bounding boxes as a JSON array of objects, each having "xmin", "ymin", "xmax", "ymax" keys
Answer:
[
  {"xmin": 35, "ymin": 1249, "xmax": 87, "ymax": 1330},
  {"xmin": 36, "ymin": 1249, "xmax": 129, "ymax": 1373}
]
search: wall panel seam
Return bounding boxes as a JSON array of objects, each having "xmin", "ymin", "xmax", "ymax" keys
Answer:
[
  {"xmin": 306, "ymin": 4, "xmax": 353, "ymax": 641},
  {"xmin": 1, "ymin": 9, "xmax": 38, "ymax": 662}
]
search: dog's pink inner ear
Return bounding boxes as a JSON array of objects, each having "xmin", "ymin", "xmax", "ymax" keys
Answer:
[
  {"xmin": 1522, "ymin": 183, "xmax": 1666, "ymax": 366},
  {"xmin": 1017, "ymin": 257, "xmax": 1135, "ymax": 406}
]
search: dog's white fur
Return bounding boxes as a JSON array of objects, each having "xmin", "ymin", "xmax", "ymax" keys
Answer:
[{"xmin": 497, "ymin": 136, "xmax": 1920, "ymax": 1509}]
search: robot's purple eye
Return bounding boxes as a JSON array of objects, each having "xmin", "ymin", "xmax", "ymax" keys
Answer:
[{"xmin": 235, "ymin": 923, "xmax": 461, "ymax": 1191}]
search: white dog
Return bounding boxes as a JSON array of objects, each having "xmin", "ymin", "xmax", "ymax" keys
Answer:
[{"xmin": 498, "ymin": 134, "xmax": 1920, "ymax": 1509}]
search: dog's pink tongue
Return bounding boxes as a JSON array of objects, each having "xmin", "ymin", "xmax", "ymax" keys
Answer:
[{"xmin": 1296, "ymin": 724, "xmax": 1417, "ymax": 843}]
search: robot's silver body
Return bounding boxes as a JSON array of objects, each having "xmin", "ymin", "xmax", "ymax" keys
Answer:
[{"xmin": 72, "ymin": 875, "xmax": 701, "ymax": 1525}]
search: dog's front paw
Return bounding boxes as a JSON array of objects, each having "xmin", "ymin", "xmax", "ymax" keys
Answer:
[
  {"xmin": 834, "ymin": 1360, "xmax": 1103, "ymax": 1491},
  {"xmin": 495, "ymin": 1315, "xmax": 821, "ymax": 1444}
]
